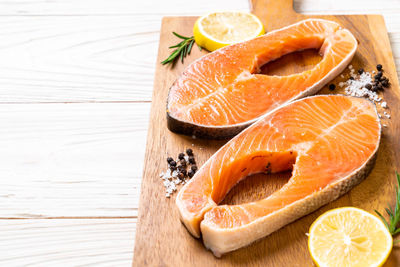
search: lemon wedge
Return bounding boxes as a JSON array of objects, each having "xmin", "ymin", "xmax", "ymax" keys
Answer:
[
  {"xmin": 193, "ymin": 11, "xmax": 265, "ymax": 52},
  {"xmin": 308, "ymin": 207, "xmax": 392, "ymax": 267}
]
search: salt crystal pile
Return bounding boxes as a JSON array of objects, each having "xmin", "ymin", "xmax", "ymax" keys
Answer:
[
  {"xmin": 160, "ymin": 149, "xmax": 198, "ymax": 198},
  {"xmin": 160, "ymin": 169, "xmax": 183, "ymax": 198},
  {"xmin": 341, "ymin": 71, "xmax": 381, "ymax": 103},
  {"xmin": 339, "ymin": 64, "xmax": 391, "ymax": 122}
]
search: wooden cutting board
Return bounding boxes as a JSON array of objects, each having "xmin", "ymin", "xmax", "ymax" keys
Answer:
[{"xmin": 133, "ymin": 0, "xmax": 400, "ymax": 265}]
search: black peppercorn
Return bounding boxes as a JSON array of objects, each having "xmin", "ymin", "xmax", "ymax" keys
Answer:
[
  {"xmin": 382, "ymin": 79, "xmax": 389, "ymax": 87},
  {"xmin": 179, "ymin": 159, "xmax": 186, "ymax": 166},
  {"xmin": 178, "ymin": 172, "xmax": 185, "ymax": 180},
  {"xmin": 178, "ymin": 153, "xmax": 185, "ymax": 160},
  {"xmin": 376, "ymin": 64, "xmax": 382, "ymax": 71},
  {"xmin": 372, "ymin": 86, "xmax": 379, "ymax": 92},
  {"xmin": 177, "ymin": 164, "xmax": 185, "ymax": 171},
  {"xmin": 358, "ymin": 68, "xmax": 364, "ymax": 74},
  {"xmin": 191, "ymin": 165, "xmax": 198, "ymax": 172},
  {"xmin": 169, "ymin": 160, "xmax": 177, "ymax": 167},
  {"xmin": 167, "ymin": 157, "xmax": 174, "ymax": 163},
  {"xmin": 186, "ymin": 148, "xmax": 193, "ymax": 156},
  {"xmin": 365, "ymin": 83, "xmax": 372, "ymax": 90},
  {"xmin": 188, "ymin": 156, "xmax": 196, "ymax": 164},
  {"xmin": 328, "ymin": 84, "xmax": 336, "ymax": 91},
  {"xmin": 180, "ymin": 169, "xmax": 187, "ymax": 176},
  {"xmin": 188, "ymin": 169, "xmax": 195, "ymax": 178},
  {"xmin": 349, "ymin": 77, "xmax": 354, "ymax": 80}
]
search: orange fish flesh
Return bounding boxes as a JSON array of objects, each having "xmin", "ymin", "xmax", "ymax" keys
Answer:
[
  {"xmin": 176, "ymin": 95, "xmax": 380, "ymax": 256},
  {"xmin": 167, "ymin": 19, "xmax": 358, "ymax": 139}
]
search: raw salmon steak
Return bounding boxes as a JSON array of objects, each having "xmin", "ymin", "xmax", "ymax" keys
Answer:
[
  {"xmin": 176, "ymin": 95, "xmax": 380, "ymax": 256},
  {"xmin": 167, "ymin": 19, "xmax": 357, "ymax": 139}
]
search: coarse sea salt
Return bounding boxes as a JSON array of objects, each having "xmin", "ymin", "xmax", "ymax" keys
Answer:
[
  {"xmin": 343, "ymin": 72, "xmax": 381, "ymax": 102},
  {"xmin": 342, "ymin": 70, "xmax": 391, "ymax": 121},
  {"xmin": 160, "ymin": 153, "xmax": 198, "ymax": 198},
  {"xmin": 160, "ymin": 168, "xmax": 181, "ymax": 197}
]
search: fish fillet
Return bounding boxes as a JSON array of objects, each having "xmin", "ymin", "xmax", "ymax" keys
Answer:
[
  {"xmin": 167, "ymin": 19, "xmax": 358, "ymax": 139},
  {"xmin": 176, "ymin": 95, "xmax": 380, "ymax": 256}
]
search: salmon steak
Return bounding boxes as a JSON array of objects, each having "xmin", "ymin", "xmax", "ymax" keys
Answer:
[
  {"xmin": 176, "ymin": 95, "xmax": 381, "ymax": 256},
  {"xmin": 167, "ymin": 19, "xmax": 358, "ymax": 139}
]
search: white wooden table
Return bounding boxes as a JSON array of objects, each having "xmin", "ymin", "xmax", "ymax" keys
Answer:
[{"xmin": 0, "ymin": 0, "xmax": 398, "ymax": 266}]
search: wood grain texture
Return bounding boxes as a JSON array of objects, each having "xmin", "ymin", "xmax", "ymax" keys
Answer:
[
  {"xmin": 0, "ymin": 103, "xmax": 149, "ymax": 218},
  {"xmin": 133, "ymin": 1, "xmax": 400, "ymax": 266},
  {"xmin": 0, "ymin": 16, "xmax": 159, "ymax": 103},
  {"xmin": 0, "ymin": 219, "xmax": 136, "ymax": 266}
]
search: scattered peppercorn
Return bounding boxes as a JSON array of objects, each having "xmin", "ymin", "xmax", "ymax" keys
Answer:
[
  {"xmin": 358, "ymin": 68, "xmax": 364, "ymax": 74},
  {"xmin": 372, "ymin": 86, "xmax": 379, "ymax": 92},
  {"xmin": 382, "ymin": 79, "xmax": 389, "ymax": 87},
  {"xmin": 376, "ymin": 71, "xmax": 383, "ymax": 79},
  {"xmin": 376, "ymin": 64, "xmax": 382, "ymax": 71},
  {"xmin": 162, "ymin": 149, "xmax": 199, "ymax": 197},
  {"xmin": 177, "ymin": 164, "xmax": 185, "ymax": 171},
  {"xmin": 169, "ymin": 160, "xmax": 176, "ymax": 167},
  {"xmin": 186, "ymin": 148, "xmax": 193, "ymax": 156},
  {"xmin": 328, "ymin": 84, "xmax": 336, "ymax": 91},
  {"xmin": 365, "ymin": 83, "xmax": 372, "ymax": 90},
  {"xmin": 349, "ymin": 77, "xmax": 354, "ymax": 80}
]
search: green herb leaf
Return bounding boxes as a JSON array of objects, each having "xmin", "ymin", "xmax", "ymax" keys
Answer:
[
  {"xmin": 375, "ymin": 172, "xmax": 400, "ymax": 236},
  {"xmin": 173, "ymin": 32, "xmax": 190, "ymax": 40},
  {"xmin": 187, "ymin": 40, "xmax": 194, "ymax": 55},
  {"xmin": 375, "ymin": 210, "xmax": 390, "ymax": 230},
  {"xmin": 161, "ymin": 32, "xmax": 200, "ymax": 66},
  {"xmin": 169, "ymin": 41, "xmax": 184, "ymax": 49}
]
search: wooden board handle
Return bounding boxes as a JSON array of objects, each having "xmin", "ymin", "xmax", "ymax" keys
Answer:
[{"xmin": 249, "ymin": 0, "xmax": 297, "ymax": 23}]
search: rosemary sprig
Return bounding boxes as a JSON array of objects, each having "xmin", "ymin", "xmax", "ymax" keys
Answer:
[
  {"xmin": 375, "ymin": 172, "xmax": 400, "ymax": 237},
  {"xmin": 161, "ymin": 32, "xmax": 201, "ymax": 66}
]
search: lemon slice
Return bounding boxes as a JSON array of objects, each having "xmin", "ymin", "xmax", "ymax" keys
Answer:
[
  {"xmin": 308, "ymin": 207, "xmax": 392, "ymax": 267},
  {"xmin": 193, "ymin": 11, "xmax": 265, "ymax": 52}
]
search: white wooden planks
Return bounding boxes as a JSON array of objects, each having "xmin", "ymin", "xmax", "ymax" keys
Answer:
[
  {"xmin": 0, "ymin": 16, "xmax": 159, "ymax": 102},
  {"xmin": 0, "ymin": 0, "xmax": 249, "ymax": 15},
  {"xmin": 0, "ymin": 219, "xmax": 135, "ymax": 266},
  {"xmin": 0, "ymin": 103, "xmax": 149, "ymax": 218}
]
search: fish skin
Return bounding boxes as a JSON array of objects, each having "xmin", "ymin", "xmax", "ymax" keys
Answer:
[
  {"xmin": 176, "ymin": 95, "xmax": 381, "ymax": 256},
  {"xmin": 167, "ymin": 19, "xmax": 358, "ymax": 139}
]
